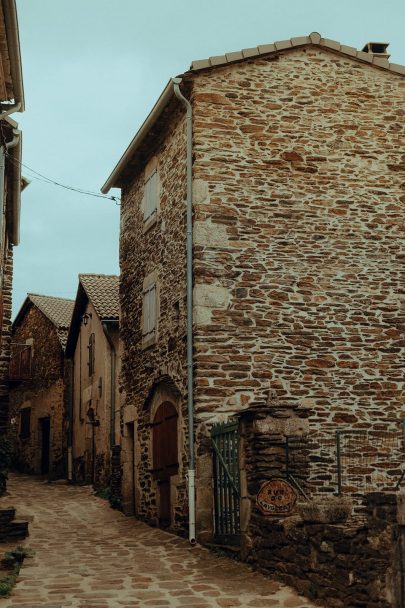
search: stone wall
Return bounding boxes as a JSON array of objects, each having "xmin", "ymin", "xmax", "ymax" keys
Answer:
[
  {"xmin": 8, "ymin": 305, "xmax": 67, "ymax": 477},
  {"xmin": 190, "ymin": 46, "xmax": 405, "ymax": 531},
  {"xmin": 0, "ymin": 242, "xmax": 13, "ymax": 433},
  {"xmin": 248, "ymin": 493, "xmax": 403, "ymax": 608},
  {"xmin": 119, "ymin": 46, "xmax": 404, "ymax": 536},
  {"xmin": 119, "ymin": 105, "xmax": 189, "ymax": 530}
]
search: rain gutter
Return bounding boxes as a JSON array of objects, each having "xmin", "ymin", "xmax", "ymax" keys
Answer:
[
  {"xmin": 0, "ymin": 127, "xmax": 21, "ymax": 256},
  {"xmin": 7, "ymin": 127, "xmax": 21, "ymax": 245},
  {"xmin": 101, "ymin": 79, "xmax": 177, "ymax": 193},
  {"xmin": 1, "ymin": 0, "xmax": 25, "ymax": 113}
]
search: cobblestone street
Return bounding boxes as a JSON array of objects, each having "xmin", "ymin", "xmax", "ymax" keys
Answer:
[{"xmin": 0, "ymin": 474, "xmax": 319, "ymax": 607}]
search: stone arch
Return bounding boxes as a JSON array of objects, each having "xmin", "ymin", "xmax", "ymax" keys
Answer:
[{"xmin": 146, "ymin": 379, "xmax": 184, "ymax": 529}]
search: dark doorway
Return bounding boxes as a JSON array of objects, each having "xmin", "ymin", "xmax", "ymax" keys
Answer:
[
  {"xmin": 152, "ymin": 401, "xmax": 178, "ymax": 528},
  {"xmin": 40, "ymin": 417, "xmax": 50, "ymax": 475}
]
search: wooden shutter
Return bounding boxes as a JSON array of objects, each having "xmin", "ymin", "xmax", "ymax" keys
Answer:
[
  {"xmin": 88, "ymin": 333, "xmax": 95, "ymax": 376},
  {"xmin": 143, "ymin": 284, "xmax": 156, "ymax": 339},
  {"xmin": 144, "ymin": 170, "xmax": 158, "ymax": 222}
]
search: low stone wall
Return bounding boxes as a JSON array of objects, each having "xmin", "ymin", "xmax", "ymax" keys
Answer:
[{"xmin": 238, "ymin": 407, "xmax": 405, "ymax": 606}]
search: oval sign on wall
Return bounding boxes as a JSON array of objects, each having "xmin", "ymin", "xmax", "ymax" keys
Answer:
[{"xmin": 256, "ymin": 478, "xmax": 298, "ymax": 516}]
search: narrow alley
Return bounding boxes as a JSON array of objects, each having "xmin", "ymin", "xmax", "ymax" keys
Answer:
[{"xmin": 1, "ymin": 474, "xmax": 319, "ymax": 608}]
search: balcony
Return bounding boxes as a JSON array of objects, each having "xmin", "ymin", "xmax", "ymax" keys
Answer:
[{"xmin": 9, "ymin": 343, "xmax": 32, "ymax": 381}]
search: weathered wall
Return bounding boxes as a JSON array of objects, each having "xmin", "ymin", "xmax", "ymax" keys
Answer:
[
  {"xmin": 119, "ymin": 105, "xmax": 189, "ymax": 530},
  {"xmin": 192, "ymin": 45, "xmax": 404, "ymax": 424},
  {"xmin": 248, "ymin": 493, "xmax": 401, "ymax": 608},
  {"xmin": 0, "ymin": 241, "xmax": 13, "ymax": 433},
  {"xmin": 71, "ymin": 301, "xmax": 118, "ymax": 489},
  {"xmin": 119, "ymin": 46, "xmax": 404, "ymax": 537},
  {"xmin": 191, "ymin": 46, "xmax": 405, "ymax": 532},
  {"xmin": 8, "ymin": 305, "xmax": 66, "ymax": 477}
]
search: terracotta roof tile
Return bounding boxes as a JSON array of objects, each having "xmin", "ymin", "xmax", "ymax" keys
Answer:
[
  {"xmin": 274, "ymin": 39, "xmax": 292, "ymax": 51},
  {"xmin": 190, "ymin": 31, "xmax": 405, "ymax": 75},
  {"xmin": 102, "ymin": 31, "xmax": 405, "ymax": 194},
  {"xmin": 27, "ymin": 294, "xmax": 75, "ymax": 348},
  {"xmin": 225, "ymin": 51, "xmax": 243, "ymax": 62},
  {"xmin": 28, "ymin": 294, "xmax": 74, "ymax": 329},
  {"xmin": 79, "ymin": 274, "xmax": 119, "ymax": 320}
]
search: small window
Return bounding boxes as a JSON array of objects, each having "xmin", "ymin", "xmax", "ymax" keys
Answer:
[
  {"xmin": 88, "ymin": 333, "xmax": 95, "ymax": 376},
  {"xmin": 20, "ymin": 407, "xmax": 31, "ymax": 439},
  {"xmin": 142, "ymin": 283, "xmax": 157, "ymax": 341},
  {"xmin": 143, "ymin": 170, "xmax": 158, "ymax": 223}
]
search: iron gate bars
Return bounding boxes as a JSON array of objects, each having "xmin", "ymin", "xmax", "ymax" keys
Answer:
[{"xmin": 211, "ymin": 420, "xmax": 241, "ymax": 545}]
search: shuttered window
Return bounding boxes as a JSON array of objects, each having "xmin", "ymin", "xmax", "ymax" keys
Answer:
[
  {"xmin": 144, "ymin": 170, "xmax": 158, "ymax": 223},
  {"xmin": 88, "ymin": 333, "xmax": 95, "ymax": 376},
  {"xmin": 142, "ymin": 283, "xmax": 157, "ymax": 340}
]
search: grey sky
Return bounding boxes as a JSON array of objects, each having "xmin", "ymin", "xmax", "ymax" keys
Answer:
[{"xmin": 13, "ymin": 0, "xmax": 405, "ymax": 316}]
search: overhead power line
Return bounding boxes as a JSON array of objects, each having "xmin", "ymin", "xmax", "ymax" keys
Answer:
[{"xmin": 4, "ymin": 148, "xmax": 120, "ymax": 205}]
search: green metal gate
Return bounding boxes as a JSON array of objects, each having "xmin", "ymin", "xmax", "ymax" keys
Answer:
[{"xmin": 211, "ymin": 420, "xmax": 240, "ymax": 545}]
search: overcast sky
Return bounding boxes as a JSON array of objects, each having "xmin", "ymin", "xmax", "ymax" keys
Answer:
[{"xmin": 12, "ymin": 0, "xmax": 405, "ymax": 316}]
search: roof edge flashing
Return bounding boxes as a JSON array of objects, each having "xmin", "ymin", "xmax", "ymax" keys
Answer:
[{"xmin": 101, "ymin": 79, "xmax": 179, "ymax": 193}]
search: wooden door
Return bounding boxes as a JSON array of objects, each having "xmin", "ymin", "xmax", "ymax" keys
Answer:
[{"xmin": 152, "ymin": 402, "xmax": 178, "ymax": 527}]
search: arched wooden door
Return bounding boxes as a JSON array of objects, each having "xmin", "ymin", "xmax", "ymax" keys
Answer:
[{"xmin": 152, "ymin": 401, "xmax": 178, "ymax": 527}]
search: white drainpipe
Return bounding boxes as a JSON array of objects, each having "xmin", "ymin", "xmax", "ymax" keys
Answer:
[{"xmin": 172, "ymin": 77, "xmax": 196, "ymax": 545}]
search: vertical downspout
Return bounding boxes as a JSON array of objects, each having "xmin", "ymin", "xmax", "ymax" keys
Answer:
[
  {"xmin": 0, "ymin": 132, "xmax": 20, "ymax": 259},
  {"xmin": 102, "ymin": 321, "xmax": 116, "ymax": 449},
  {"xmin": 172, "ymin": 77, "xmax": 196, "ymax": 545}
]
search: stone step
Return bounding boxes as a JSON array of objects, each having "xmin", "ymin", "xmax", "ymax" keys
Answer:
[
  {"xmin": 7, "ymin": 520, "xmax": 29, "ymax": 539},
  {"xmin": 0, "ymin": 507, "xmax": 16, "ymax": 525}
]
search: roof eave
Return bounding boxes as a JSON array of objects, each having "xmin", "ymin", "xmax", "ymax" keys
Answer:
[
  {"xmin": 65, "ymin": 283, "xmax": 88, "ymax": 358},
  {"xmin": 12, "ymin": 295, "xmax": 31, "ymax": 330},
  {"xmin": 101, "ymin": 78, "xmax": 178, "ymax": 193},
  {"xmin": 2, "ymin": 0, "xmax": 25, "ymax": 111}
]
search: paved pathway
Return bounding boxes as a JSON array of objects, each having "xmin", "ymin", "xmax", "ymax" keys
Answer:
[{"xmin": 0, "ymin": 474, "xmax": 319, "ymax": 607}]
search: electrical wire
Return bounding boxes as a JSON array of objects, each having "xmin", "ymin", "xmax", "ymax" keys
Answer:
[
  {"xmin": 6, "ymin": 153, "xmax": 121, "ymax": 205},
  {"xmin": 0, "ymin": 119, "xmax": 120, "ymax": 205}
]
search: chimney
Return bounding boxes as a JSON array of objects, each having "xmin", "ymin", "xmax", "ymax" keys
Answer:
[{"xmin": 362, "ymin": 42, "xmax": 390, "ymax": 60}]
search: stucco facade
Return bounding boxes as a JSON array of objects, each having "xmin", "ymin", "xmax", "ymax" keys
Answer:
[
  {"xmin": 111, "ymin": 37, "xmax": 404, "ymax": 540},
  {"xmin": 66, "ymin": 274, "xmax": 120, "ymax": 492}
]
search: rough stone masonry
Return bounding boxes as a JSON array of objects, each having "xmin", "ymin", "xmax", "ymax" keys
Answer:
[{"xmin": 118, "ymin": 39, "xmax": 404, "ymax": 550}]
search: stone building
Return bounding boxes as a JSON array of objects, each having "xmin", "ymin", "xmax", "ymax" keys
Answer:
[
  {"xmin": 65, "ymin": 274, "xmax": 120, "ymax": 491},
  {"xmin": 8, "ymin": 294, "xmax": 74, "ymax": 477},
  {"xmin": 102, "ymin": 32, "xmax": 404, "ymax": 601},
  {"xmin": 0, "ymin": 0, "xmax": 25, "ymax": 435}
]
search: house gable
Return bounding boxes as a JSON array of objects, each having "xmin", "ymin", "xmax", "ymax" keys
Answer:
[{"xmin": 102, "ymin": 32, "xmax": 405, "ymax": 193}]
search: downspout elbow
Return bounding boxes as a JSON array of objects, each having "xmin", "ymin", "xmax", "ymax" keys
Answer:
[{"xmin": 0, "ymin": 102, "xmax": 21, "ymax": 120}]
